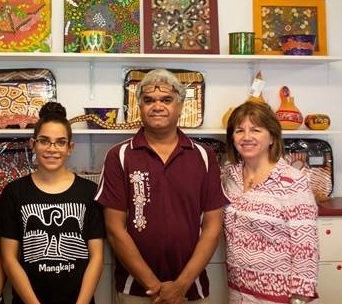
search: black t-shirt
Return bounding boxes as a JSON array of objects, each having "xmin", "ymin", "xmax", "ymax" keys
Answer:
[{"xmin": 0, "ymin": 174, "xmax": 105, "ymax": 304}]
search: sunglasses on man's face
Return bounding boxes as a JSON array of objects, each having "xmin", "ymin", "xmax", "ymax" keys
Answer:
[{"xmin": 141, "ymin": 84, "xmax": 175, "ymax": 94}]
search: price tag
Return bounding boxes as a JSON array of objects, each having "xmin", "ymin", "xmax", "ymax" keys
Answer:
[{"xmin": 249, "ymin": 78, "xmax": 266, "ymax": 97}]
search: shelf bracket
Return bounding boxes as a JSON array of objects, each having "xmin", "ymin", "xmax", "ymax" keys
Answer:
[
  {"xmin": 89, "ymin": 61, "xmax": 95, "ymax": 102},
  {"xmin": 89, "ymin": 134, "xmax": 95, "ymax": 171}
]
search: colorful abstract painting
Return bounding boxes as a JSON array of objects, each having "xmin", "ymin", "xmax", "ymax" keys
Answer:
[
  {"xmin": 253, "ymin": 0, "xmax": 327, "ymax": 55},
  {"xmin": 0, "ymin": 0, "xmax": 51, "ymax": 52},
  {"xmin": 143, "ymin": 0, "xmax": 219, "ymax": 54},
  {"xmin": 262, "ymin": 6, "xmax": 320, "ymax": 52},
  {"xmin": 64, "ymin": 0, "xmax": 140, "ymax": 53}
]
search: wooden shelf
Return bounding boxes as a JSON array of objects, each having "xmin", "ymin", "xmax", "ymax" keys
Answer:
[{"xmin": 318, "ymin": 197, "xmax": 342, "ymax": 216}]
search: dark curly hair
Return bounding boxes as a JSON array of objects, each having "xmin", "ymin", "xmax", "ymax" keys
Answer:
[{"xmin": 33, "ymin": 102, "xmax": 72, "ymax": 141}]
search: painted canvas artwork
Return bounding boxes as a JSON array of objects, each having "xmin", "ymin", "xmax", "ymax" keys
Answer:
[
  {"xmin": 143, "ymin": 0, "xmax": 219, "ymax": 54},
  {"xmin": 0, "ymin": 0, "xmax": 51, "ymax": 52},
  {"xmin": 262, "ymin": 6, "xmax": 319, "ymax": 52},
  {"xmin": 253, "ymin": 0, "xmax": 327, "ymax": 55},
  {"xmin": 64, "ymin": 0, "xmax": 140, "ymax": 53}
]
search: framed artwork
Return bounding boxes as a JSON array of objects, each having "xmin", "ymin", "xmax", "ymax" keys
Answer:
[
  {"xmin": 0, "ymin": 0, "xmax": 51, "ymax": 52},
  {"xmin": 253, "ymin": 0, "xmax": 327, "ymax": 55},
  {"xmin": 143, "ymin": 0, "xmax": 220, "ymax": 54},
  {"xmin": 64, "ymin": 0, "xmax": 140, "ymax": 53}
]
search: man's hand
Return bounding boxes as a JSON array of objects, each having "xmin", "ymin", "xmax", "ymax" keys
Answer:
[{"xmin": 148, "ymin": 281, "xmax": 187, "ymax": 304}]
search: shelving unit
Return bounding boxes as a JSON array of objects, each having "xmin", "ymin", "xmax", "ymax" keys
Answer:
[
  {"xmin": 1, "ymin": 52, "xmax": 341, "ymax": 63},
  {"xmin": 1, "ymin": 53, "xmax": 341, "ymax": 180},
  {"xmin": 1, "ymin": 53, "xmax": 341, "ymax": 138},
  {"xmin": 2, "ymin": 127, "xmax": 342, "ymax": 136},
  {"xmin": 2, "ymin": 0, "xmax": 342, "ymax": 302}
]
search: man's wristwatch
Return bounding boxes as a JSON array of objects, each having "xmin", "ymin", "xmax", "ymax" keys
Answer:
[{"xmin": 290, "ymin": 299, "xmax": 307, "ymax": 304}]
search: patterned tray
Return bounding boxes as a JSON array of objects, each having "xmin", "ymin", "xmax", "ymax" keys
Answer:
[
  {"xmin": 0, "ymin": 138, "xmax": 36, "ymax": 194},
  {"xmin": 0, "ymin": 68, "xmax": 57, "ymax": 118},
  {"xmin": 123, "ymin": 68, "xmax": 205, "ymax": 128},
  {"xmin": 284, "ymin": 138, "xmax": 333, "ymax": 202},
  {"xmin": 191, "ymin": 137, "xmax": 227, "ymax": 166}
]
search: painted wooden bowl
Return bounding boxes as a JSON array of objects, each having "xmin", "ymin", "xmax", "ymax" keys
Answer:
[
  {"xmin": 280, "ymin": 34, "xmax": 316, "ymax": 55},
  {"xmin": 84, "ymin": 107, "xmax": 119, "ymax": 129}
]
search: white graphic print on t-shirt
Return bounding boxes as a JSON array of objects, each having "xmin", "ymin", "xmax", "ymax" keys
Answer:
[{"xmin": 22, "ymin": 203, "xmax": 88, "ymax": 263}]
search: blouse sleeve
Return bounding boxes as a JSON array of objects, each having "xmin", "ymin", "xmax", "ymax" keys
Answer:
[{"xmin": 287, "ymin": 174, "xmax": 319, "ymax": 298}]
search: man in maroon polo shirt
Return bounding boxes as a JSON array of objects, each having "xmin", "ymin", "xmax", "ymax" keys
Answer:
[{"xmin": 95, "ymin": 69, "xmax": 226, "ymax": 304}]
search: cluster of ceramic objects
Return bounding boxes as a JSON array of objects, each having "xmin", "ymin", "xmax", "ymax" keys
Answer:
[{"xmin": 222, "ymin": 84, "xmax": 330, "ymax": 131}]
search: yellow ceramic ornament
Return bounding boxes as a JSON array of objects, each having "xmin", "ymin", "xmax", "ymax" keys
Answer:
[
  {"xmin": 275, "ymin": 86, "xmax": 303, "ymax": 130},
  {"xmin": 222, "ymin": 107, "xmax": 235, "ymax": 128},
  {"xmin": 304, "ymin": 114, "xmax": 330, "ymax": 130}
]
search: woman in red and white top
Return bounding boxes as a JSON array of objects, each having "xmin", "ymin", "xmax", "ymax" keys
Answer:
[{"xmin": 221, "ymin": 101, "xmax": 318, "ymax": 304}]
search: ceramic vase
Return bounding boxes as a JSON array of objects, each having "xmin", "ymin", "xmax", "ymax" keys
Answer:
[{"xmin": 275, "ymin": 97, "xmax": 303, "ymax": 130}]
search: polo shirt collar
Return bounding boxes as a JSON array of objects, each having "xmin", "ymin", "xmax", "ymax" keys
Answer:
[{"xmin": 131, "ymin": 127, "xmax": 194, "ymax": 150}]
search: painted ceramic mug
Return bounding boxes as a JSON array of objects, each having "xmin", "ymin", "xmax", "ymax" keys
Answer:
[
  {"xmin": 80, "ymin": 30, "xmax": 114, "ymax": 53},
  {"xmin": 229, "ymin": 32, "xmax": 262, "ymax": 55}
]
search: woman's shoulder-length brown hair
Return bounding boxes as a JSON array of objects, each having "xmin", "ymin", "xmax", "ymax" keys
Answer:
[{"xmin": 225, "ymin": 101, "xmax": 285, "ymax": 164}]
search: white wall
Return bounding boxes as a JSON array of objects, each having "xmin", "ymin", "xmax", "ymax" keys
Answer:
[{"xmin": 2, "ymin": 0, "xmax": 342, "ymax": 303}]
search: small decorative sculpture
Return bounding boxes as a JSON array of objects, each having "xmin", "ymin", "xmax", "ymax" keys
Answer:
[
  {"xmin": 69, "ymin": 114, "xmax": 142, "ymax": 130},
  {"xmin": 246, "ymin": 71, "xmax": 267, "ymax": 103},
  {"xmin": 275, "ymin": 86, "xmax": 303, "ymax": 130},
  {"xmin": 304, "ymin": 114, "xmax": 330, "ymax": 130}
]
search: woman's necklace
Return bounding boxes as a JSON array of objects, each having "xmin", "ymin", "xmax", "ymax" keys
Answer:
[
  {"xmin": 243, "ymin": 163, "xmax": 275, "ymax": 191},
  {"xmin": 247, "ymin": 179, "xmax": 254, "ymax": 189},
  {"xmin": 244, "ymin": 178, "xmax": 255, "ymax": 191}
]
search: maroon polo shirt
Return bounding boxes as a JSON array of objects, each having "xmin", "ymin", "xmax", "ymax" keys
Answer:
[{"xmin": 96, "ymin": 128, "xmax": 226, "ymax": 300}]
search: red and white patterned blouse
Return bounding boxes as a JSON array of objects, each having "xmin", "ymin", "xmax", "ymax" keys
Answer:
[{"xmin": 221, "ymin": 158, "xmax": 319, "ymax": 303}]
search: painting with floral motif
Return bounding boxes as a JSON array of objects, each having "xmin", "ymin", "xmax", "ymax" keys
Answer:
[
  {"xmin": 0, "ymin": 0, "xmax": 51, "ymax": 52},
  {"xmin": 64, "ymin": 0, "xmax": 140, "ymax": 53},
  {"xmin": 144, "ymin": 0, "xmax": 220, "ymax": 54},
  {"xmin": 253, "ymin": 0, "xmax": 327, "ymax": 55}
]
